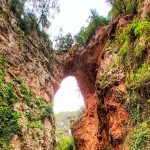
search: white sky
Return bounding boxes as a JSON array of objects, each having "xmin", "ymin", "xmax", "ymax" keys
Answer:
[
  {"xmin": 54, "ymin": 77, "xmax": 84, "ymax": 114},
  {"xmin": 48, "ymin": 0, "xmax": 110, "ymax": 39},
  {"xmin": 53, "ymin": 1, "xmax": 110, "ymax": 113}
]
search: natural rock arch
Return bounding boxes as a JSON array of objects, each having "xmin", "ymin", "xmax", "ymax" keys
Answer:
[{"xmin": 53, "ymin": 17, "xmax": 120, "ymax": 150}]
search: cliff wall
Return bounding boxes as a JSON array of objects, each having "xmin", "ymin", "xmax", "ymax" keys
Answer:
[{"xmin": 0, "ymin": 1, "xmax": 62, "ymax": 149}]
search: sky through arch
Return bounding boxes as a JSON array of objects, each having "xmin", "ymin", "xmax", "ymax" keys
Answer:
[{"xmin": 54, "ymin": 76, "xmax": 84, "ymax": 114}]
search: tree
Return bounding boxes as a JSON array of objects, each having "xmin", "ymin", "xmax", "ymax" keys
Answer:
[
  {"xmin": 105, "ymin": 0, "xmax": 127, "ymax": 14},
  {"xmin": 10, "ymin": 0, "xmax": 25, "ymax": 18},
  {"xmin": 74, "ymin": 9, "xmax": 109, "ymax": 46},
  {"xmin": 55, "ymin": 33, "xmax": 74, "ymax": 51},
  {"xmin": 10, "ymin": 0, "xmax": 60, "ymax": 31},
  {"xmin": 25, "ymin": 0, "xmax": 60, "ymax": 31}
]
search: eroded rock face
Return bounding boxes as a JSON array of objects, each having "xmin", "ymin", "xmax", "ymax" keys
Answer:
[
  {"xmin": 0, "ymin": 2, "xmax": 61, "ymax": 149},
  {"xmin": 0, "ymin": 0, "xmax": 149, "ymax": 149},
  {"xmin": 56, "ymin": 17, "xmax": 124, "ymax": 150},
  {"xmin": 57, "ymin": 7, "xmax": 149, "ymax": 149}
]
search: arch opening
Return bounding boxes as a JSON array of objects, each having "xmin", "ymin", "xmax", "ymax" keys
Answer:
[{"xmin": 54, "ymin": 76, "xmax": 85, "ymax": 114}]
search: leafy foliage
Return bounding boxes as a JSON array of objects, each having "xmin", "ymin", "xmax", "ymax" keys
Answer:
[
  {"xmin": 130, "ymin": 122, "xmax": 149, "ymax": 150},
  {"xmin": 0, "ymin": 104, "xmax": 21, "ymax": 147},
  {"xmin": 15, "ymin": 78, "xmax": 53, "ymax": 121},
  {"xmin": 126, "ymin": 63, "xmax": 150, "ymax": 90},
  {"xmin": 129, "ymin": 19, "xmax": 150, "ymax": 37},
  {"xmin": 106, "ymin": 0, "xmax": 137, "ymax": 19},
  {"xmin": 74, "ymin": 9, "xmax": 109, "ymax": 46},
  {"xmin": 55, "ymin": 33, "xmax": 74, "ymax": 51},
  {"xmin": 9, "ymin": 0, "xmax": 55, "ymax": 50},
  {"xmin": 118, "ymin": 41, "xmax": 130, "ymax": 64},
  {"xmin": 10, "ymin": 0, "xmax": 24, "ymax": 18},
  {"xmin": 0, "ymin": 58, "xmax": 21, "ymax": 148},
  {"xmin": 56, "ymin": 137, "xmax": 76, "ymax": 150}
]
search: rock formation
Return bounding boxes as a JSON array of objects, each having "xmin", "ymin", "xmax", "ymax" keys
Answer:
[{"xmin": 0, "ymin": 0, "xmax": 149, "ymax": 149}]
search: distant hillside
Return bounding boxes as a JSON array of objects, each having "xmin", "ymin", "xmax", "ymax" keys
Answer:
[{"xmin": 55, "ymin": 107, "xmax": 85, "ymax": 139}]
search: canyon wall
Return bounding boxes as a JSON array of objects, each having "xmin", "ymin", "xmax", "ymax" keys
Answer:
[
  {"xmin": 0, "ymin": 1, "xmax": 63, "ymax": 149},
  {"xmin": 58, "ymin": 0, "xmax": 150, "ymax": 149}
]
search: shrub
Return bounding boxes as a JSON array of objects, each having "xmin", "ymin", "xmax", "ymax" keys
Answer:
[
  {"xmin": 115, "ymin": 28, "xmax": 129, "ymax": 45},
  {"xmin": 10, "ymin": 0, "xmax": 24, "ymax": 18},
  {"xmin": 55, "ymin": 33, "xmax": 74, "ymax": 51},
  {"xmin": 29, "ymin": 122, "xmax": 45, "ymax": 130},
  {"xmin": 75, "ymin": 10, "xmax": 109, "ymax": 46},
  {"xmin": 56, "ymin": 137, "xmax": 76, "ymax": 150},
  {"xmin": 1, "ymin": 82, "xmax": 19, "ymax": 105},
  {"xmin": 135, "ymin": 44, "xmax": 146, "ymax": 59},
  {"xmin": 0, "ymin": 104, "xmax": 21, "ymax": 147},
  {"xmin": 130, "ymin": 122, "xmax": 149, "ymax": 150},
  {"xmin": 126, "ymin": 63, "xmax": 150, "ymax": 90},
  {"xmin": 40, "ymin": 104, "xmax": 53, "ymax": 120},
  {"xmin": 0, "ymin": 55, "xmax": 5, "ymax": 81},
  {"xmin": 126, "ymin": 0, "xmax": 137, "ymax": 14},
  {"xmin": 118, "ymin": 42, "xmax": 130, "ymax": 64},
  {"xmin": 129, "ymin": 19, "xmax": 150, "ymax": 37}
]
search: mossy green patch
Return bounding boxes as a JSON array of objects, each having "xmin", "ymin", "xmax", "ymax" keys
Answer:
[
  {"xmin": 15, "ymin": 78, "xmax": 53, "ymax": 123},
  {"xmin": 29, "ymin": 122, "xmax": 46, "ymax": 130},
  {"xmin": 0, "ymin": 56, "xmax": 22, "ymax": 148},
  {"xmin": 129, "ymin": 19, "xmax": 150, "ymax": 38},
  {"xmin": 0, "ymin": 103, "xmax": 21, "ymax": 148},
  {"xmin": 129, "ymin": 122, "xmax": 149, "ymax": 150},
  {"xmin": 126, "ymin": 63, "xmax": 150, "ymax": 90}
]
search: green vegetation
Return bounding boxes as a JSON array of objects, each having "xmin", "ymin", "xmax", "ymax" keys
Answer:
[
  {"xmin": 54, "ymin": 9, "xmax": 109, "ymax": 51},
  {"xmin": 129, "ymin": 19, "xmax": 150, "ymax": 38},
  {"xmin": 29, "ymin": 122, "xmax": 46, "ymax": 130},
  {"xmin": 9, "ymin": 0, "xmax": 58, "ymax": 51},
  {"xmin": 130, "ymin": 122, "xmax": 149, "ymax": 150},
  {"xmin": 106, "ymin": 0, "xmax": 137, "ymax": 19},
  {"xmin": 0, "ymin": 58, "xmax": 53, "ymax": 148},
  {"xmin": 55, "ymin": 107, "xmax": 85, "ymax": 149},
  {"xmin": 0, "ymin": 56, "xmax": 21, "ymax": 148},
  {"xmin": 56, "ymin": 137, "xmax": 76, "ymax": 150},
  {"xmin": 74, "ymin": 9, "xmax": 109, "ymax": 46},
  {"xmin": 0, "ymin": 105, "xmax": 21, "ymax": 147},
  {"xmin": 55, "ymin": 107, "xmax": 85, "ymax": 139},
  {"xmin": 0, "ymin": 55, "xmax": 5, "ymax": 81},
  {"xmin": 126, "ymin": 63, "xmax": 150, "ymax": 90},
  {"xmin": 15, "ymin": 78, "xmax": 53, "ymax": 121},
  {"xmin": 55, "ymin": 33, "xmax": 74, "ymax": 51},
  {"xmin": 118, "ymin": 41, "xmax": 130, "ymax": 64}
]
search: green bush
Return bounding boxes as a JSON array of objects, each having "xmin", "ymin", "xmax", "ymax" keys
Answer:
[
  {"xmin": 130, "ymin": 122, "xmax": 149, "ymax": 150},
  {"xmin": 135, "ymin": 44, "xmax": 146, "ymax": 59},
  {"xmin": 40, "ymin": 104, "xmax": 53, "ymax": 120},
  {"xmin": 0, "ymin": 103, "xmax": 21, "ymax": 147},
  {"xmin": 29, "ymin": 122, "xmax": 45, "ymax": 130},
  {"xmin": 107, "ymin": 0, "xmax": 137, "ymax": 19},
  {"xmin": 0, "ymin": 82, "xmax": 19, "ymax": 105},
  {"xmin": 118, "ymin": 42, "xmax": 130, "ymax": 64},
  {"xmin": 0, "ymin": 55, "xmax": 5, "ymax": 82},
  {"xmin": 75, "ymin": 10, "xmax": 109, "ymax": 46},
  {"xmin": 10, "ymin": 0, "xmax": 24, "ymax": 18},
  {"xmin": 126, "ymin": 0, "xmax": 137, "ymax": 14},
  {"xmin": 56, "ymin": 137, "xmax": 76, "ymax": 150},
  {"xmin": 129, "ymin": 19, "xmax": 150, "ymax": 37},
  {"xmin": 115, "ymin": 28, "xmax": 129, "ymax": 45},
  {"xmin": 126, "ymin": 63, "xmax": 150, "ymax": 90}
]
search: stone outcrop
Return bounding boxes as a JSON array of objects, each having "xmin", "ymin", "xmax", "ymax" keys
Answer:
[{"xmin": 0, "ymin": 1, "xmax": 61, "ymax": 149}]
